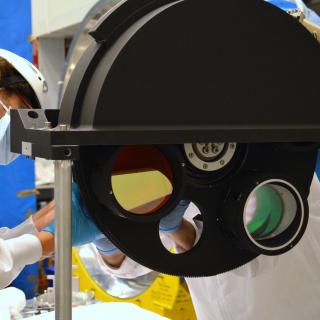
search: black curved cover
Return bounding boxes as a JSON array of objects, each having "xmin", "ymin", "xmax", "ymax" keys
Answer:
[{"xmin": 59, "ymin": 0, "xmax": 320, "ymax": 143}]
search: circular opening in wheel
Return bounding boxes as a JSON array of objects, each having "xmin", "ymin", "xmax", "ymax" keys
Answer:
[
  {"xmin": 243, "ymin": 180, "xmax": 304, "ymax": 251},
  {"xmin": 111, "ymin": 145, "xmax": 174, "ymax": 215}
]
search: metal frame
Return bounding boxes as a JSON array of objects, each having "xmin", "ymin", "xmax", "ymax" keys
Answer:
[{"xmin": 54, "ymin": 159, "xmax": 72, "ymax": 320}]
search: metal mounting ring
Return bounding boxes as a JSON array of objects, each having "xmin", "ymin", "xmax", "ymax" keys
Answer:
[{"xmin": 184, "ymin": 143, "xmax": 237, "ymax": 172}]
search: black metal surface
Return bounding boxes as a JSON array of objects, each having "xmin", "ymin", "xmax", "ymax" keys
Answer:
[
  {"xmin": 10, "ymin": 0, "xmax": 320, "ymax": 159},
  {"xmin": 73, "ymin": 143, "xmax": 316, "ymax": 276},
  {"xmin": 89, "ymin": 0, "xmax": 179, "ymax": 42},
  {"xmin": 10, "ymin": 109, "xmax": 80, "ymax": 160},
  {"xmin": 8, "ymin": 0, "xmax": 320, "ymax": 276},
  {"xmin": 60, "ymin": 0, "xmax": 320, "ymax": 139},
  {"xmin": 59, "ymin": 0, "xmax": 124, "ymax": 104}
]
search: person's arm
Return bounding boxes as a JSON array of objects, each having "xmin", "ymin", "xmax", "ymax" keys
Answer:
[
  {"xmin": 97, "ymin": 201, "xmax": 196, "ymax": 271},
  {"xmin": 94, "ymin": 237, "xmax": 125, "ymax": 268},
  {"xmin": 0, "ymin": 201, "xmax": 55, "ymax": 241},
  {"xmin": 0, "ymin": 235, "xmax": 42, "ymax": 289},
  {"xmin": 0, "ymin": 184, "xmax": 102, "ymax": 289},
  {"xmin": 32, "ymin": 201, "xmax": 55, "ymax": 231},
  {"xmin": 94, "ymin": 238, "xmax": 152, "ymax": 278},
  {"xmin": 42, "ymin": 183, "xmax": 104, "ymax": 246},
  {"xmin": 35, "ymin": 231, "xmax": 55, "ymax": 258},
  {"xmin": 159, "ymin": 200, "xmax": 197, "ymax": 253},
  {"xmin": 100, "ymin": 251, "xmax": 126, "ymax": 268},
  {"xmin": 164, "ymin": 218, "xmax": 196, "ymax": 253}
]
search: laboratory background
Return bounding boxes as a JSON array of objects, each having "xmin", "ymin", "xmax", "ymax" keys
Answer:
[{"xmin": 1, "ymin": 0, "xmax": 320, "ymax": 319}]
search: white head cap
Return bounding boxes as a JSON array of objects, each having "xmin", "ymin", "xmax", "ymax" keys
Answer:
[{"xmin": 0, "ymin": 49, "xmax": 48, "ymax": 108}]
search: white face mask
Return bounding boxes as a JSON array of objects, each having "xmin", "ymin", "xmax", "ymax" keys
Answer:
[{"xmin": 0, "ymin": 100, "xmax": 19, "ymax": 165}]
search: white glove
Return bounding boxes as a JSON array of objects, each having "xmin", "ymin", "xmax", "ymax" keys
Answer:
[
  {"xmin": 0, "ymin": 216, "xmax": 39, "ymax": 240},
  {"xmin": 0, "ymin": 287, "xmax": 26, "ymax": 320},
  {"xmin": 0, "ymin": 235, "xmax": 42, "ymax": 289}
]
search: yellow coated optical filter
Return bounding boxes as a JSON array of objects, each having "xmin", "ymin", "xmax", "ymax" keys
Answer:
[{"xmin": 111, "ymin": 146, "xmax": 174, "ymax": 215}]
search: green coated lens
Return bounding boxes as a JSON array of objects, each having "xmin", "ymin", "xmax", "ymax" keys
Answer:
[{"xmin": 245, "ymin": 185, "xmax": 284, "ymax": 239}]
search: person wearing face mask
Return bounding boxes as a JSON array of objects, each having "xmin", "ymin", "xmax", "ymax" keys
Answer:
[
  {"xmin": 0, "ymin": 100, "xmax": 18, "ymax": 164},
  {"xmin": 0, "ymin": 50, "xmax": 199, "ymax": 288},
  {"xmin": 0, "ymin": 50, "xmax": 45, "ymax": 165},
  {"xmin": 0, "ymin": 49, "xmax": 106, "ymax": 289},
  {"xmin": 0, "ymin": 49, "xmax": 56, "ymax": 288}
]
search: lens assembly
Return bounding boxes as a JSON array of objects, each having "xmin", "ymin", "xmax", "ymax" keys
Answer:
[
  {"xmin": 245, "ymin": 181, "xmax": 300, "ymax": 239},
  {"xmin": 223, "ymin": 177, "xmax": 308, "ymax": 255},
  {"xmin": 245, "ymin": 180, "xmax": 305, "ymax": 253},
  {"xmin": 74, "ymin": 140, "xmax": 316, "ymax": 276},
  {"xmin": 87, "ymin": 145, "xmax": 185, "ymax": 223}
]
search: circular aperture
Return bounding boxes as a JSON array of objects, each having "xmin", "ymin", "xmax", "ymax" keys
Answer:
[
  {"xmin": 111, "ymin": 145, "xmax": 174, "ymax": 215},
  {"xmin": 243, "ymin": 180, "xmax": 303, "ymax": 250},
  {"xmin": 159, "ymin": 201, "xmax": 202, "ymax": 254}
]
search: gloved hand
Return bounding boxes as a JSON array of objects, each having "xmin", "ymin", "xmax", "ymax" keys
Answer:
[
  {"xmin": 94, "ymin": 237, "xmax": 119, "ymax": 256},
  {"xmin": 43, "ymin": 183, "xmax": 104, "ymax": 247},
  {"xmin": 159, "ymin": 200, "xmax": 190, "ymax": 234}
]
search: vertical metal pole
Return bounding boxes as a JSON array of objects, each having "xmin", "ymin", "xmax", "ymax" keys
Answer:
[{"xmin": 55, "ymin": 159, "xmax": 72, "ymax": 320}]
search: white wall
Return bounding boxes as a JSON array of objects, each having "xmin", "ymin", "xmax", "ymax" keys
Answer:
[
  {"xmin": 32, "ymin": 0, "xmax": 99, "ymax": 109},
  {"xmin": 32, "ymin": 0, "xmax": 99, "ymax": 37},
  {"xmin": 38, "ymin": 38, "xmax": 65, "ymax": 109}
]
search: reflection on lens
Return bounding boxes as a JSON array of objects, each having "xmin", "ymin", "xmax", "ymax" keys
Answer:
[
  {"xmin": 112, "ymin": 146, "xmax": 173, "ymax": 215},
  {"xmin": 244, "ymin": 184, "xmax": 297, "ymax": 240},
  {"xmin": 77, "ymin": 244, "xmax": 158, "ymax": 299}
]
